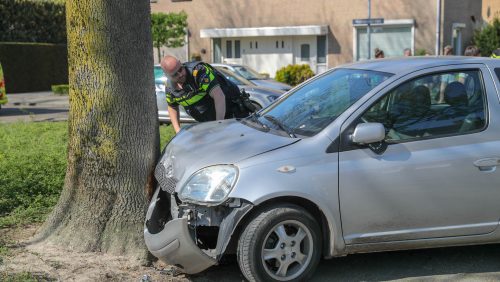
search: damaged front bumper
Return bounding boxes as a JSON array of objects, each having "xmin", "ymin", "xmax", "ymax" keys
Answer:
[
  {"xmin": 144, "ymin": 187, "xmax": 252, "ymax": 274},
  {"xmin": 144, "ymin": 217, "xmax": 216, "ymax": 274}
]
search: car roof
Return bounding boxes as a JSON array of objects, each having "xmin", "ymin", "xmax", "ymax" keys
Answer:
[
  {"xmin": 212, "ymin": 63, "xmax": 243, "ymax": 67},
  {"xmin": 342, "ymin": 56, "xmax": 500, "ymax": 75}
]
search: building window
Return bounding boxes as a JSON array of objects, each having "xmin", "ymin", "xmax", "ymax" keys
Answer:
[
  {"xmin": 282, "ymin": 41, "xmax": 284, "ymax": 48},
  {"xmin": 250, "ymin": 41, "xmax": 252, "ymax": 49},
  {"xmin": 276, "ymin": 41, "xmax": 279, "ymax": 48},
  {"xmin": 213, "ymin": 38, "xmax": 221, "ymax": 63},
  {"xmin": 235, "ymin": 40, "xmax": 241, "ymax": 58},
  {"xmin": 301, "ymin": 44, "xmax": 310, "ymax": 61},
  {"xmin": 255, "ymin": 41, "xmax": 258, "ymax": 49},
  {"xmin": 226, "ymin": 41, "xmax": 232, "ymax": 58},
  {"xmin": 317, "ymin": 35, "xmax": 326, "ymax": 63},
  {"xmin": 356, "ymin": 25, "xmax": 412, "ymax": 60}
]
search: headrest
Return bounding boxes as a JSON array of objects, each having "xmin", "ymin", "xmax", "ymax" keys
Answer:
[{"xmin": 444, "ymin": 82, "xmax": 468, "ymax": 107}]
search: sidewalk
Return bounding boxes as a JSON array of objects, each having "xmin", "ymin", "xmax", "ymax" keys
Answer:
[
  {"xmin": 6, "ymin": 91, "xmax": 69, "ymax": 108},
  {"xmin": 0, "ymin": 91, "xmax": 69, "ymax": 123}
]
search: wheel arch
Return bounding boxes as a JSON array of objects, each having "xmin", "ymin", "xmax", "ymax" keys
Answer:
[{"xmin": 224, "ymin": 196, "xmax": 334, "ymax": 258}]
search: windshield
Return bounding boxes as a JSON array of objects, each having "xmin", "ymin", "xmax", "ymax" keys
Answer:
[
  {"xmin": 234, "ymin": 65, "xmax": 265, "ymax": 80},
  {"xmin": 255, "ymin": 68, "xmax": 393, "ymax": 137},
  {"xmin": 216, "ymin": 68, "xmax": 253, "ymax": 86}
]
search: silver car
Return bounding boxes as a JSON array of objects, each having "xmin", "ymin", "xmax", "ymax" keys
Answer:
[
  {"xmin": 212, "ymin": 63, "xmax": 292, "ymax": 92},
  {"xmin": 154, "ymin": 65, "xmax": 283, "ymax": 124},
  {"xmin": 145, "ymin": 57, "xmax": 500, "ymax": 281}
]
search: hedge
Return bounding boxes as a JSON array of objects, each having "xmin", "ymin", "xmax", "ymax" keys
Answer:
[
  {"xmin": 275, "ymin": 64, "xmax": 315, "ymax": 86},
  {"xmin": 51, "ymin": 84, "xmax": 69, "ymax": 95},
  {"xmin": 0, "ymin": 0, "xmax": 66, "ymax": 43},
  {"xmin": 0, "ymin": 42, "xmax": 68, "ymax": 93}
]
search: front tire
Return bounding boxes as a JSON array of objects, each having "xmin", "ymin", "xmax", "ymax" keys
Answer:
[{"xmin": 237, "ymin": 205, "xmax": 322, "ymax": 282}]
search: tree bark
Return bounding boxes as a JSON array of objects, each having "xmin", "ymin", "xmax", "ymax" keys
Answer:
[{"xmin": 33, "ymin": 0, "xmax": 159, "ymax": 262}]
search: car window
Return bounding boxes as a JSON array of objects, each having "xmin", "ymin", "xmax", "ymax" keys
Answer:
[
  {"xmin": 234, "ymin": 66, "xmax": 264, "ymax": 80},
  {"xmin": 257, "ymin": 68, "xmax": 392, "ymax": 137},
  {"xmin": 360, "ymin": 70, "xmax": 487, "ymax": 142},
  {"xmin": 216, "ymin": 67, "xmax": 251, "ymax": 86}
]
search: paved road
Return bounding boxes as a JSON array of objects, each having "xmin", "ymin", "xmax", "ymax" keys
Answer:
[
  {"xmin": 195, "ymin": 243, "xmax": 500, "ymax": 281},
  {"xmin": 0, "ymin": 92, "xmax": 69, "ymax": 123}
]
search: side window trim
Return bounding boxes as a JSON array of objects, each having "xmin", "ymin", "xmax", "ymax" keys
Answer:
[{"xmin": 338, "ymin": 66, "xmax": 489, "ymax": 153}]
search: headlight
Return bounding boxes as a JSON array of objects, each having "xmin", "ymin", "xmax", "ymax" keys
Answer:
[{"xmin": 179, "ymin": 165, "xmax": 238, "ymax": 205}]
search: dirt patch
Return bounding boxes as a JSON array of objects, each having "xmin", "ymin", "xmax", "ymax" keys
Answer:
[{"xmin": 0, "ymin": 224, "xmax": 197, "ymax": 281}]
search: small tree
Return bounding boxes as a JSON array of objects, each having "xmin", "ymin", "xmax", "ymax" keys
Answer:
[
  {"xmin": 473, "ymin": 17, "xmax": 500, "ymax": 57},
  {"xmin": 151, "ymin": 12, "xmax": 188, "ymax": 62}
]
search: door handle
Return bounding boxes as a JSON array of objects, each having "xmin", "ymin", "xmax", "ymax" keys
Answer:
[{"xmin": 473, "ymin": 158, "xmax": 500, "ymax": 172}]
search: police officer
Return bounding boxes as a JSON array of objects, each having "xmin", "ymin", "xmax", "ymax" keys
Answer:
[{"xmin": 160, "ymin": 55, "xmax": 252, "ymax": 133}]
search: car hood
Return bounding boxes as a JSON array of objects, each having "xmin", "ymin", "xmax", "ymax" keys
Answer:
[
  {"xmin": 251, "ymin": 79, "xmax": 292, "ymax": 91},
  {"xmin": 240, "ymin": 85, "xmax": 284, "ymax": 95},
  {"xmin": 159, "ymin": 119, "xmax": 299, "ymax": 187}
]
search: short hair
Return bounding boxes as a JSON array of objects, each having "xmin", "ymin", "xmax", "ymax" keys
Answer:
[
  {"xmin": 443, "ymin": 45, "xmax": 453, "ymax": 55},
  {"xmin": 464, "ymin": 45, "xmax": 481, "ymax": 56},
  {"xmin": 374, "ymin": 48, "xmax": 384, "ymax": 58}
]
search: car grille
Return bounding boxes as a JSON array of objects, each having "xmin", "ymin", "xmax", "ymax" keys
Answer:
[{"xmin": 154, "ymin": 162, "xmax": 177, "ymax": 193}]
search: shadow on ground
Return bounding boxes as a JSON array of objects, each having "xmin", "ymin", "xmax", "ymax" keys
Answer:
[
  {"xmin": 191, "ymin": 244, "xmax": 500, "ymax": 281},
  {"xmin": 0, "ymin": 108, "xmax": 68, "ymax": 117}
]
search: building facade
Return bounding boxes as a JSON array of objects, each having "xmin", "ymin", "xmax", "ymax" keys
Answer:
[{"xmin": 152, "ymin": 0, "xmax": 491, "ymax": 77}]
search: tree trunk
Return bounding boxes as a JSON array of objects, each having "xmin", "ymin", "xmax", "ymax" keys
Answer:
[
  {"xmin": 33, "ymin": 0, "xmax": 159, "ymax": 262},
  {"xmin": 157, "ymin": 46, "xmax": 161, "ymax": 64}
]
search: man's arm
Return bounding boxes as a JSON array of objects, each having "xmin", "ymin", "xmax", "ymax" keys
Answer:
[
  {"xmin": 167, "ymin": 105, "xmax": 182, "ymax": 133},
  {"xmin": 209, "ymin": 85, "xmax": 226, "ymax": 120}
]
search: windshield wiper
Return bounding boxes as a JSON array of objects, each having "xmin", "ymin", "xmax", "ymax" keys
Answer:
[
  {"xmin": 264, "ymin": 115, "xmax": 296, "ymax": 138},
  {"xmin": 245, "ymin": 113, "xmax": 269, "ymax": 131}
]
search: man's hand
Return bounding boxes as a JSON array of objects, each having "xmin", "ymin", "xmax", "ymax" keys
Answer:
[
  {"xmin": 167, "ymin": 105, "xmax": 181, "ymax": 133},
  {"xmin": 209, "ymin": 85, "xmax": 226, "ymax": 120}
]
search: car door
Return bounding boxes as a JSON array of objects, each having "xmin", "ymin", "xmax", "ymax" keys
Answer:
[{"xmin": 338, "ymin": 64, "xmax": 500, "ymax": 244}]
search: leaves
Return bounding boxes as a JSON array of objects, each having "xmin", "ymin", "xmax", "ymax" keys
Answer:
[
  {"xmin": 473, "ymin": 17, "xmax": 500, "ymax": 57},
  {"xmin": 151, "ymin": 11, "xmax": 188, "ymax": 49},
  {"xmin": 0, "ymin": 0, "xmax": 66, "ymax": 43},
  {"xmin": 275, "ymin": 64, "xmax": 315, "ymax": 86}
]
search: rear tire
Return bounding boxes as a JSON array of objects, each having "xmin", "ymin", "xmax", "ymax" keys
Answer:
[{"xmin": 237, "ymin": 205, "xmax": 322, "ymax": 282}]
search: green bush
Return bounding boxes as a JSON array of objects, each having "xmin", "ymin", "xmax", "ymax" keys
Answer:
[
  {"xmin": 0, "ymin": 42, "xmax": 68, "ymax": 93},
  {"xmin": 473, "ymin": 17, "xmax": 500, "ymax": 57},
  {"xmin": 415, "ymin": 48, "xmax": 428, "ymax": 56},
  {"xmin": 275, "ymin": 64, "xmax": 315, "ymax": 86},
  {"xmin": 0, "ymin": 122, "xmax": 175, "ymax": 227},
  {"xmin": 0, "ymin": 0, "xmax": 66, "ymax": 43},
  {"xmin": 51, "ymin": 84, "xmax": 69, "ymax": 95}
]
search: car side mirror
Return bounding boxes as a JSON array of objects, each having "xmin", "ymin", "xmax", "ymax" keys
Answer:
[{"xmin": 351, "ymin": 123, "xmax": 385, "ymax": 144}]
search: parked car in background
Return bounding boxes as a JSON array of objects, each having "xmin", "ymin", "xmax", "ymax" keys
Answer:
[
  {"xmin": 153, "ymin": 65, "xmax": 284, "ymax": 124},
  {"xmin": 215, "ymin": 67, "xmax": 284, "ymax": 111},
  {"xmin": 212, "ymin": 63, "xmax": 292, "ymax": 92},
  {"xmin": 146, "ymin": 57, "xmax": 500, "ymax": 281}
]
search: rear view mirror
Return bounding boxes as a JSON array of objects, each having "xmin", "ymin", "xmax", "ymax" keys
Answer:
[{"xmin": 351, "ymin": 123, "xmax": 385, "ymax": 144}]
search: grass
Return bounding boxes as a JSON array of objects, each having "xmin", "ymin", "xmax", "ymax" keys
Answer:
[{"xmin": 0, "ymin": 121, "xmax": 175, "ymax": 228}]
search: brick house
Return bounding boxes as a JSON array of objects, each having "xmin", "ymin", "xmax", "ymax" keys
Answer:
[{"xmin": 151, "ymin": 0, "xmax": 498, "ymax": 77}]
